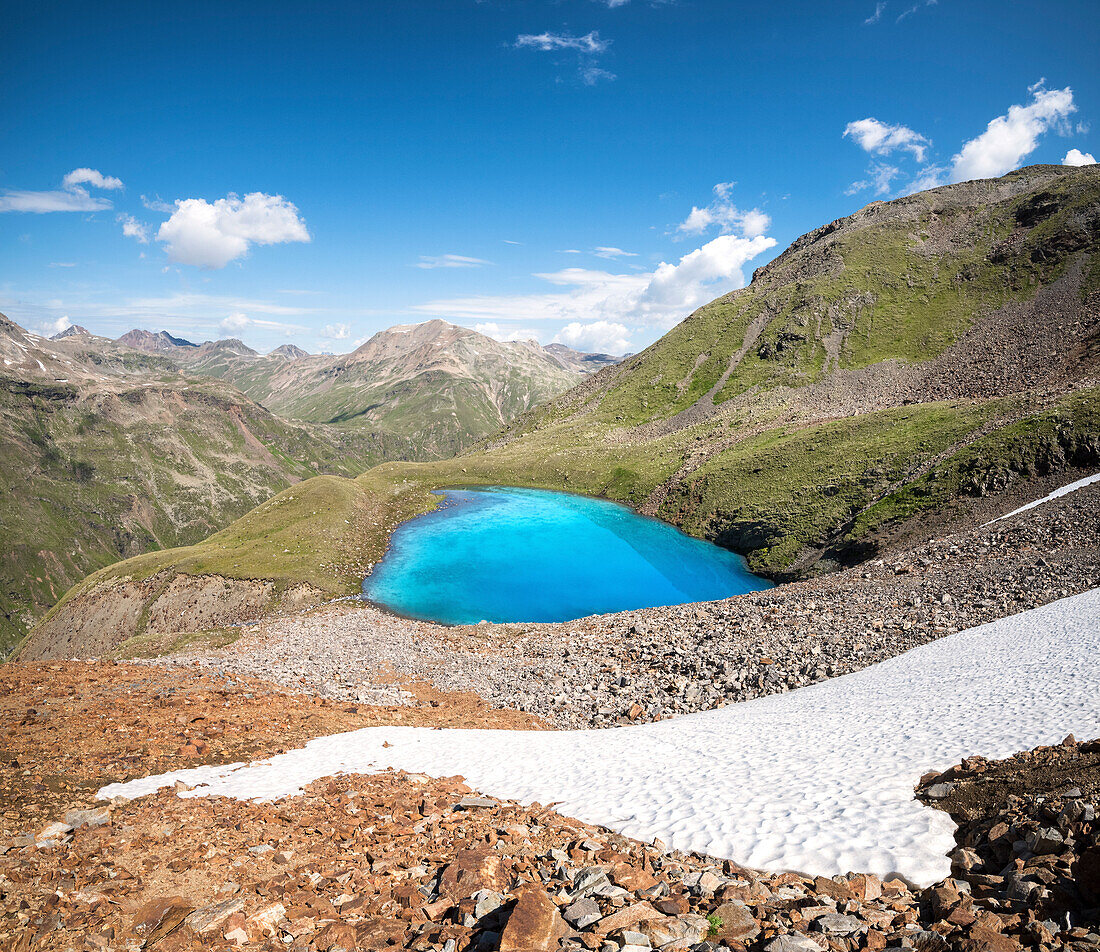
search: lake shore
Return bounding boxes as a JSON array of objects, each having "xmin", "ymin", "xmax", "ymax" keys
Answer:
[{"xmin": 146, "ymin": 476, "xmax": 1100, "ymax": 729}]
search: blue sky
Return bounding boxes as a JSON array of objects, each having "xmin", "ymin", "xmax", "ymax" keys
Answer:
[{"xmin": 1, "ymin": 0, "xmax": 1097, "ymax": 355}]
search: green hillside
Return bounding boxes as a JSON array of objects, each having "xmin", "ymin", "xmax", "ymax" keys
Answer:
[
  {"xmin": 19, "ymin": 164, "xmax": 1100, "ymax": 658},
  {"xmin": 0, "ymin": 373, "xmax": 387, "ymax": 653}
]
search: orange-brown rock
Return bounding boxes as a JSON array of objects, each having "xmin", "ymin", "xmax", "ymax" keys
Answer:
[{"xmin": 499, "ymin": 885, "xmax": 569, "ymax": 952}]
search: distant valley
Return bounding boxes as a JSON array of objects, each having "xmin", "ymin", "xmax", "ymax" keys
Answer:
[{"xmin": 0, "ymin": 316, "xmax": 614, "ymax": 650}]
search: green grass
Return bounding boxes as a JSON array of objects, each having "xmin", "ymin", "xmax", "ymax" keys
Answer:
[
  {"xmin": 0, "ymin": 377, "xmax": 397, "ymax": 654},
  {"xmin": 594, "ymin": 167, "xmax": 1100, "ymax": 425},
  {"xmin": 846, "ymin": 387, "xmax": 1100, "ymax": 546}
]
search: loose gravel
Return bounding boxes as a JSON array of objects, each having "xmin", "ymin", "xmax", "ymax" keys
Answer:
[{"xmin": 156, "ymin": 481, "xmax": 1100, "ymax": 729}]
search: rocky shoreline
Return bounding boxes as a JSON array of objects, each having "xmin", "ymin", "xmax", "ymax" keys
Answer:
[{"xmin": 156, "ymin": 479, "xmax": 1100, "ymax": 729}]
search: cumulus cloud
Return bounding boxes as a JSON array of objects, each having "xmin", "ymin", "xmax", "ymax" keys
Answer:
[
  {"xmin": 63, "ymin": 168, "xmax": 124, "ymax": 191},
  {"xmin": 416, "ymin": 254, "xmax": 491, "ymax": 269},
  {"xmin": 949, "ymin": 82, "xmax": 1076, "ymax": 182},
  {"xmin": 515, "ymin": 31, "xmax": 609, "ymax": 53},
  {"xmin": 677, "ymin": 183, "xmax": 771, "ymax": 238},
  {"xmin": 1062, "ymin": 148, "xmax": 1096, "ymax": 167},
  {"xmin": 844, "ymin": 118, "xmax": 930, "ymax": 162},
  {"xmin": 156, "ymin": 192, "xmax": 310, "ymax": 268},
  {"xmin": 0, "ymin": 167, "xmax": 124, "ymax": 214},
  {"xmin": 641, "ymin": 235, "xmax": 775, "ymax": 310},
  {"xmin": 844, "ymin": 82, "xmax": 1082, "ymax": 197},
  {"xmin": 474, "ymin": 322, "xmax": 543, "ymax": 342},
  {"xmin": 118, "ymin": 214, "xmax": 150, "ymax": 243},
  {"xmin": 38, "ymin": 315, "xmax": 72, "ymax": 337},
  {"xmin": 412, "ymin": 233, "xmax": 776, "ymax": 335},
  {"xmin": 320, "ymin": 323, "xmax": 351, "ymax": 339},
  {"xmin": 219, "ymin": 311, "xmax": 306, "ymax": 335},
  {"xmin": 553, "ymin": 320, "xmax": 632, "ymax": 354}
]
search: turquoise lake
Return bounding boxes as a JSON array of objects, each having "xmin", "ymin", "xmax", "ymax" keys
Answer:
[{"xmin": 361, "ymin": 486, "xmax": 770, "ymax": 624}]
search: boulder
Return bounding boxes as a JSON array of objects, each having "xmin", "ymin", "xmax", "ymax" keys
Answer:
[{"xmin": 499, "ymin": 886, "xmax": 570, "ymax": 952}]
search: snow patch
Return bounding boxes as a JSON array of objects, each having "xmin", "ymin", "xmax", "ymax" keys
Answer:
[
  {"xmin": 986, "ymin": 472, "xmax": 1100, "ymax": 525},
  {"xmin": 100, "ymin": 590, "xmax": 1100, "ymax": 886}
]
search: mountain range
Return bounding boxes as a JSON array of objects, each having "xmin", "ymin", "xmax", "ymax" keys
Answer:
[
  {"xmin": 0, "ymin": 317, "xmax": 611, "ymax": 651},
  {"xmin": 13, "ymin": 163, "xmax": 1100, "ymax": 660}
]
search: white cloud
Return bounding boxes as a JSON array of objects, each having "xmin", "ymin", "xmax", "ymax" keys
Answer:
[
  {"xmin": 949, "ymin": 82, "xmax": 1076, "ymax": 182},
  {"xmin": 413, "ymin": 233, "xmax": 776, "ymax": 334},
  {"xmin": 416, "ymin": 254, "xmax": 491, "ymax": 269},
  {"xmin": 38, "ymin": 315, "xmax": 72, "ymax": 337},
  {"xmin": 844, "ymin": 118, "xmax": 930, "ymax": 162},
  {"xmin": 580, "ymin": 66, "xmax": 616, "ymax": 86},
  {"xmin": 896, "ymin": 0, "xmax": 937, "ymax": 21},
  {"xmin": 593, "ymin": 246, "xmax": 638, "ymax": 258},
  {"xmin": 515, "ymin": 31, "xmax": 609, "ymax": 53},
  {"xmin": 677, "ymin": 183, "xmax": 771, "ymax": 238},
  {"xmin": 515, "ymin": 30, "xmax": 615, "ymax": 85},
  {"xmin": 864, "ymin": 2, "xmax": 886, "ymax": 24},
  {"xmin": 219, "ymin": 311, "xmax": 306, "ymax": 336},
  {"xmin": 1063, "ymin": 148, "xmax": 1096, "ymax": 167},
  {"xmin": 553, "ymin": 320, "xmax": 632, "ymax": 354},
  {"xmin": 118, "ymin": 214, "xmax": 150, "ymax": 243},
  {"xmin": 321, "ymin": 322, "xmax": 351, "ymax": 339},
  {"xmin": 126, "ymin": 292, "xmax": 312, "ymax": 317},
  {"xmin": 141, "ymin": 194, "xmax": 175, "ymax": 213},
  {"xmin": 844, "ymin": 83, "xmax": 1080, "ymax": 198},
  {"xmin": 0, "ymin": 167, "xmax": 125, "ymax": 214},
  {"xmin": 156, "ymin": 192, "xmax": 310, "ymax": 268},
  {"xmin": 474, "ymin": 322, "xmax": 543, "ymax": 342},
  {"xmin": 846, "ymin": 162, "xmax": 902, "ymax": 196},
  {"xmin": 641, "ymin": 234, "xmax": 775, "ymax": 310},
  {"xmin": 62, "ymin": 168, "xmax": 124, "ymax": 191},
  {"xmin": 0, "ymin": 188, "xmax": 110, "ymax": 213}
]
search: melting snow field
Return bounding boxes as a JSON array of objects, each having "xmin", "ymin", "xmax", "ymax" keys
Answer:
[
  {"xmin": 986, "ymin": 471, "xmax": 1100, "ymax": 525},
  {"xmin": 101, "ymin": 588, "xmax": 1100, "ymax": 887}
]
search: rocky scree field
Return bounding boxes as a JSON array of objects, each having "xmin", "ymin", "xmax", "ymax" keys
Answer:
[{"xmin": 3, "ymin": 658, "xmax": 1100, "ymax": 952}]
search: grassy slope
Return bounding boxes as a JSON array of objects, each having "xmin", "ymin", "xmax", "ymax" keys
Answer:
[
  {"xmin": 0, "ymin": 377, "xmax": 387, "ymax": 654},
  {"xmin": 20, "ymin": 165, "xmax": 1100, "ymax": 654},
  {"xmin": 596, "ymin": 166, "xmax": 1098, "ymax": 425},
  {"xmin": 36, "ymin": 383, "xmax": 1100, "ymax": 630}
]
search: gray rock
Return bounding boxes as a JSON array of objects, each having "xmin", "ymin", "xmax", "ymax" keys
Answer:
[
  {"xmin": 563, "ymin": 897, "xmax": 602, "ymax": 929},
  {"xmin": 813, "ymin": 913, "xmax": 865, "ymax": 935},
  {"xmin": 63, "ymin": 807, "xmax": 110, "ymax": 830},
  {"xmin": 765, "ymin": 936, "xmax": 822, "ymax": 952}
]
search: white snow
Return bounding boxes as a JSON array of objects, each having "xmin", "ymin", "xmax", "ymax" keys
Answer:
[
  {"xmin": 986, "ymin": 471, "xmax": 1100, "ymax": 525},
  {"xmin": 100, "ymin": 589, "xmax": 1100, "ymax": 886}
]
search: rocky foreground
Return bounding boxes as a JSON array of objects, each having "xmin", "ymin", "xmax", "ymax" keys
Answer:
[
  {"xmin": 1, "ymin": 655, "xmax": 1099, "ymax": 952},
  {"xmin": 160, "ymin": 476, "xmax": 1100, "ymax": 729}
]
